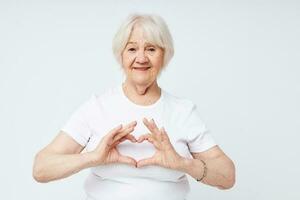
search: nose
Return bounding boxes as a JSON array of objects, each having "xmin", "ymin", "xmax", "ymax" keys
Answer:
[{"xmin": 135, "ymin": 50, "xmax": 148, "ymax": 64}]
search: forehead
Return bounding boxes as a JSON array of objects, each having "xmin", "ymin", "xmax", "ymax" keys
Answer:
[{"xmin": 127, "ymin": 25, "xmax": 159, "ymax": 46}]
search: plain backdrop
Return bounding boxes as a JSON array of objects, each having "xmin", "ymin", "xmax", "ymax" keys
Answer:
[{"xmin": 0, "ymin": 0, "xmax": 299, "ymax": 199}]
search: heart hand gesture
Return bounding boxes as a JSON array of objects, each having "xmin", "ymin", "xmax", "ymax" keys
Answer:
[
  {"xmin": 90, "ymin": 121, "xmax": 138, "ymax": 167},
  {"xmin": 136, "ymin": 118, "xmax": 183, "ymax": 170}
]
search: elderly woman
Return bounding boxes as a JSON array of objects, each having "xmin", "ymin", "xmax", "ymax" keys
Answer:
[{"xmin": 33, "ymin": 14, "xmax": 235, "ymax": 200}]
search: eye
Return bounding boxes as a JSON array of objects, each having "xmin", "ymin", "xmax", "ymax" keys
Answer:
[
  {"xmin": 147, "ymin": 47, "xmax": 156, "ymax": 52},
  {"xmin": 128, "ymin": 48, "xmax": 136, "ymax": 52}
]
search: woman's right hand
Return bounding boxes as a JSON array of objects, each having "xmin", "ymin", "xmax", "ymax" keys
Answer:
[{"xmin": 89, "ymin": 121, "xmax": 138, "ymax": 167}]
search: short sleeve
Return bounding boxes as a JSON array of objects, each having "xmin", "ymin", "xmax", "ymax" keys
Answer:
[
  {"xmin": 183, "ymin": 104, "xmax": 217, "ymax": 153},
  {"xmin": 61, "ymin": 96, "xmax": 94, "ymax": 147}
]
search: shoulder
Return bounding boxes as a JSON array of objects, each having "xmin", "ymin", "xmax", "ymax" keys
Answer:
[
  {"xmin": 90, "ymin": 85, "xmax": 120, "ymax": 105},
  {"xmin": 163, "ymin": 90, "xmax": 196, "ymax": 114},
  {"xmin": 76, "ymin": 85, "xmax": 119, "ymax": 115},
  {"xmin": 162, "ymin": 90, "xmax": 205, "ymax": 133}
]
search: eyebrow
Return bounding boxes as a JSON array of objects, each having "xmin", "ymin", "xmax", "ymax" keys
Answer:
[
  {"xmin": 127, "ymin": 42, "xmax": 137, "ymax": 44},
  {"xmin": 126, "ymin": 42, "xmax": 156, "ymax": 46}
]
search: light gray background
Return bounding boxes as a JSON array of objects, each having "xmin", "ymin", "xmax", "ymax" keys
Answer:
[{"xmin": 0, "ymin": 0, "xmax": 299, "ymax": 199}]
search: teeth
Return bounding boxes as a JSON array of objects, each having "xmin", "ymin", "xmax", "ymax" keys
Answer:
[{"xmin": 134, "ymin": 67, "xmax": 149, "ymax": 70}]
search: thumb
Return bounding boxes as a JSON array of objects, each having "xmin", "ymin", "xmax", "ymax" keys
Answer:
[
  {"xmin": 137, "ymin": 157, "xmax": 156, "ymax": 168},
  {"xmin": 118, "ymin": 155, "xmax": 137, "ymax": 167}
]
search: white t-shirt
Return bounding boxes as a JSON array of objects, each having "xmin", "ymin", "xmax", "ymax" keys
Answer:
[{"xmin": 61, "ymin": 84, "xmax": 216, "ymax": 200}]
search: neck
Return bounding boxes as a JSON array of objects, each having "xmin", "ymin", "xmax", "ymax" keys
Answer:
[{"xmin": 122, "ymin": 79, "xmax": 161, "ymax": 106}]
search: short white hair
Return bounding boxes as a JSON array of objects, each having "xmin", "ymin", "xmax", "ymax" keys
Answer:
[{"xmin": 112, "ymin": 13, "xmax": 174, "ymax": 69}]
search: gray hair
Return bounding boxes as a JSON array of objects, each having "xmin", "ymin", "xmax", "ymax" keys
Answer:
[{"xmin": 112, "ymin": 13, "xmax": 174, "ymax": 69}]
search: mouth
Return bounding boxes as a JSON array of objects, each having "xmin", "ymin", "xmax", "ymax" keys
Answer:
[{"xmin": 132, "ymin": 67, "xmax": 151, "ymax": 71}]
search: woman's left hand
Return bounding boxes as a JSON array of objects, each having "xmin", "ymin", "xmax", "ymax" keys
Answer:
[{"xmin": 136, "ymin": 118, "xmax": 184, "ymax": 169}]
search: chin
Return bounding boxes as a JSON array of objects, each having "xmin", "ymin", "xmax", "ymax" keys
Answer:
[{"xmin": 131, "ymin": 77, "xmax": 152, "ymax": 86}]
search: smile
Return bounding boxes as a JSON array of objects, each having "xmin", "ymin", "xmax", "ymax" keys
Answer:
[{"xmin": 132, "ymin": 67, "xmax": 151, "ymax": 71}]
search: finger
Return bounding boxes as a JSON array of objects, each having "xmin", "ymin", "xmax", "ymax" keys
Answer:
[
  {"xmin": 119, "ymin": 134, "xmax": 137, "ymax": 143},
  {"xmin": 149, "ymin": 118, "xmax": 160, "ymax": 133},
  {"xmin": 137, "ymin": 157, "xmax": 156, "ymax": 168},
  {"xmin": 105, "ymin": 124, "xmax": 123, "ymax": 146},
  {"xmin": 112, "ymin": 126, "xmax": 135, "ymax": 143},
  {"xmin": 107, "ymin": 124, "xmax": 123, "ymax": 139},
  {"xmin": 145, "ymin": 137, "xmax": 160, "ymax": 148},
  {"xmin": 109, "ymin": 120, "xmax": 136, "ymax": 137},
  {"xmin": 110, "ymin": 120, "xmax": 136, "ymax": 142},
  {"xmin": 143, "ymin": 118, "xmax": 160, "ymax": 135},
  {"xmin": 125, "ymin": 134, "xmax": 137, "ymax": 143},
  {"xmin": 160, "ymin": 127, "xmax": 170, "ymax": 141},
  {"xmin": 143, "ymin": 118, "xmax": 154, "ymax": 133},
  {"xmin": 121, "ymin": 120, "xmax": 137, "ymax": 131},
  {"xmin": 113, "ymin": 135, "xmax": 135, "ymax": 147},
  {"xmin": 137, "ymin": 134, "xmax": 161, "ymax": 148},
  {"xmin": 148, "ymin": 118, "xmax": 163, "ymax": 141},
  {"xmin": 112, "ymin": 140, "xmax": 121, "ymax": 146},
  {"xmin": 111, "ymin": 129, "xmax": 136, "ymax": 147},
  {"xmin": 137, "ymin": 134, "xmax": 151, "ymax": 143},
  {"xmin": 118, "ymin": 155, "xmax": 137, "ymax": 166}
]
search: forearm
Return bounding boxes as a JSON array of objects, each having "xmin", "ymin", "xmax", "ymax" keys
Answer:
[
  {"xmin": 33, "ymin": 152, "xmax": 94, "ymax": 183},
  {"xmin": 177, "ymin": 156, "xmax": 235, "ymax": 189}
]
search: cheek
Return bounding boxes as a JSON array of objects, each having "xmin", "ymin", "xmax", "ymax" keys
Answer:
[
  {"xmin": 152, "ymin": 52, "xmax": 164, "ymax": 64},
  {"xmin": 151, "ymin": 56, "xmax": 163, "ymax": 70},
  {"xmin": 122, "ymin": 54, "xmax": 135, "ymax": 67}
]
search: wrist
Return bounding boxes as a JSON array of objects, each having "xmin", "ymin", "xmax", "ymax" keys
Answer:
[
  {"xmin": 196, "ymin": 159, "xmax": 207, "ymax": 182},
  {"xmin": 176, "ymin": 157, "xmax": 194, "ymax": 173},
  {"xmin": 176, "ymin": 157, "xmax": 207, "ymax": 182},
  {"xmin": 82, "ymin": 152, "xmax": 100, "ymax": 168}
]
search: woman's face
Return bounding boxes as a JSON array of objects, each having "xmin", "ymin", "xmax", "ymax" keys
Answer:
[{"xmin": 121, "ymin": 26, "xmax": 164, "ymax": 86}]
